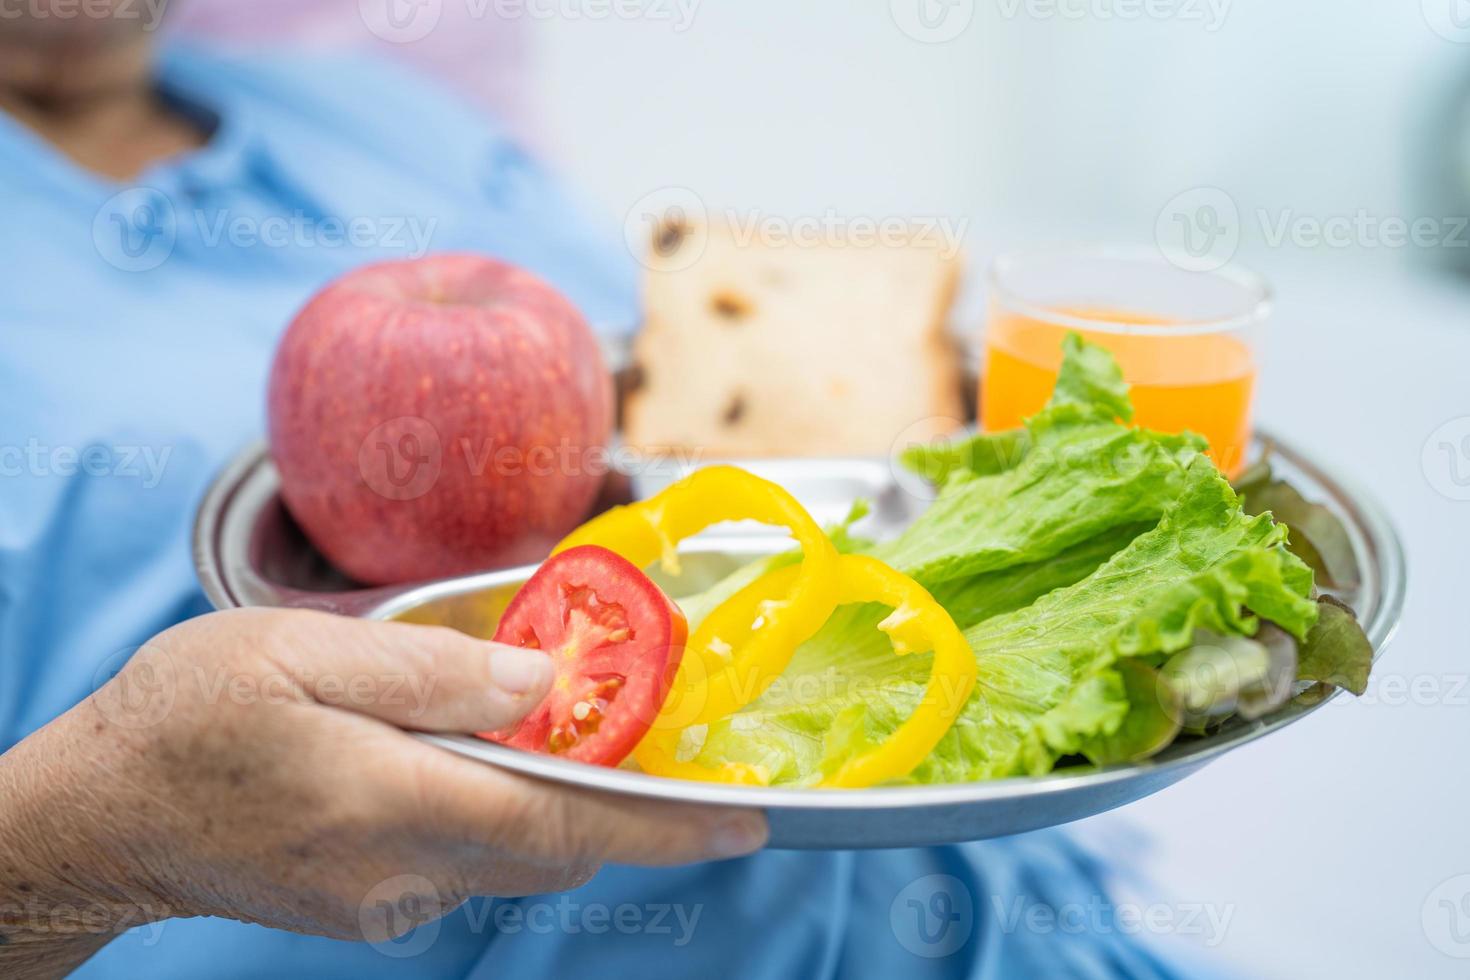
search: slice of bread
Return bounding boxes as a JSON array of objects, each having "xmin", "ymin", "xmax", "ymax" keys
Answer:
[{"xmin": 623, "ymin": 217, "xmax": 966, "ymax": 458}]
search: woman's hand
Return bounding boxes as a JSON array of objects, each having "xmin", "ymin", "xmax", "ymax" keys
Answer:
[{"xmin": 0, "ymin": 608, "xmax": 767, "ymax": 977}]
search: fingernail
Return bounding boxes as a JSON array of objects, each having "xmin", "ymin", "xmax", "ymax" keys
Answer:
[
  {"xmin": 489, "ymin": 645, "xmax": 553, "ymax": 697},
  {"xmin": 709, "ymin": 816, "xmax": 768, "ymax": 859}
]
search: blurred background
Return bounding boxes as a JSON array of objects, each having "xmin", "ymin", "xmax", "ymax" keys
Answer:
[
  {"xmin": 172, "ymin": 1, "xmax": 1470, "ymax": 278},
  {"xmin": 161, "ymin": 3, "xmax": 1469, "ymax": 977}
]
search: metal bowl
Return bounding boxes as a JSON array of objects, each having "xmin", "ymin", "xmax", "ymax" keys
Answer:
[{"xmin": 193, "ymin": 435, "xmax": 1404, "ymax": 849}]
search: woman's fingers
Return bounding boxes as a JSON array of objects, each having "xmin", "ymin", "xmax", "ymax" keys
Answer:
[
  {"xmin": 225, "ymin": 609, "xmax": 555, "ymax": 734},
  {"xmin": 292, "ymin": 612, "xmax": 773, "ymax": 868},
  {"xmin": 224, "ymin": 609, "xmax": 771, "ymax": 868}
]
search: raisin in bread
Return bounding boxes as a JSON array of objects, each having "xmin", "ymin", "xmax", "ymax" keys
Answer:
[{"xmin": 623, "ymin": 217, "xmax": 966, "ymax": 457}]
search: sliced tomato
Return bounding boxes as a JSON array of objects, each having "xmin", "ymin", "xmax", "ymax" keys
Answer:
[{"xmin": 480, "ymin": 544, "xmax": 687, "ymax": 767}]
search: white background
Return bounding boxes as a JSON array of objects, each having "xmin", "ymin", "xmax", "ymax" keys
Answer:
[{"xmin": 529, "ymin": 2, "xmax": 1467, "ymax": 277}]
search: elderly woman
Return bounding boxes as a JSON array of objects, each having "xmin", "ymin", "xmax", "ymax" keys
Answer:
[{"xmin": 0, "ymin": 5, "xmax": 1200, "ymax": 979}]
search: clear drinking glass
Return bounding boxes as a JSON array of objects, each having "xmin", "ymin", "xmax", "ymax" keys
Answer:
[{"xmin": 982, "ymin": 248, "xmax": 1271, "ymax": 475}]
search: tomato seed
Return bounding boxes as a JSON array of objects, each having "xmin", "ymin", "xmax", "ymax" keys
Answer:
[{"xmin": 548, "ymin": 725, "xmax": 578, "ymax": 753}]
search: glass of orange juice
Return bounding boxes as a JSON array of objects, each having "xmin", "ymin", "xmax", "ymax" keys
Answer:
[{"xmin": 982, "ymin": 248, "xmax": 1270, "ymax": 476}]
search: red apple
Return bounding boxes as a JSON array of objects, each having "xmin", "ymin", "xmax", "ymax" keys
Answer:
[{"xmin": 267, "ymin": 254, "xmax": 613, "ymax": 585}]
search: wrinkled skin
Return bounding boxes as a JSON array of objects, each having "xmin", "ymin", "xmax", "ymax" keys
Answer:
[{"xmin": 0, "ymin": 609, "xmax": 767, "ymax": 978}]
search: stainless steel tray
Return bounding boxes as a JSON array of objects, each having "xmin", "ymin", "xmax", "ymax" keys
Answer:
[{"xmin": 193, "ymin": 434, "xmax": 1404, "ymax": 849}]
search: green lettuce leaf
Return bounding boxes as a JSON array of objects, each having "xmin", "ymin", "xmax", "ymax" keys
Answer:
[
  {"xmin": 895, "ymin": 332, "xmax": 1129, "ymax": 486},
  {"xmin": 1078, "ymin": 660, "xmax": 1183, "ymax": 766},
  {"xmin": 876, "ymin": 335, "xmax": 1204, "ymax": 587},
  {"xmin": 692, "ymin": 458, "xmax": 1319, "ymax": 784},
  {"xmin": 900, "ymin": 429, "xmax": 1031, "ymax": 486},
  {"xmin": 1049, "ymin": 331, "xmax": 1134, "ymax": 422},
  {"xmin": 925, "ymin": 522, "xmax": 1152, "ymax": 628},
  {"xmin": 1294, "ymin": 596, "xmax": 1374, "ymax": 697},
  {"xmin": 911, "ymin": 459, "xmax": 1316, "ymax": 782},
  {"xmin": 1153, "ymin": 624, "xmax": 1297, "ymax": 730},
  {"xmin": 1238, "ymin": 469, "xmax": 1362, "ymax": 591},
  {"xmin": 873, "ymin": 410, "xmax": 1204, "ymax": 586}
]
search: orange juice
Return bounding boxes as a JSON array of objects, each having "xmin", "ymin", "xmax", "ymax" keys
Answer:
[{"xmin": 981, "ymin": 307, "xmax": 1256, "ymax": 475}]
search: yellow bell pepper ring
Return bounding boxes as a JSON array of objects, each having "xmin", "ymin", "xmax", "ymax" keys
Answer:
[
  {"xmin": 554, "ymin": 464, "xmax": 834, "ymax": 577},
  {"xmin": 817, "ymin": 555, "xmax": 976, "ymax": 788},
  {"xmin": 637, "ymin": 553, "xmax": 977, "ymax": 789}
]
